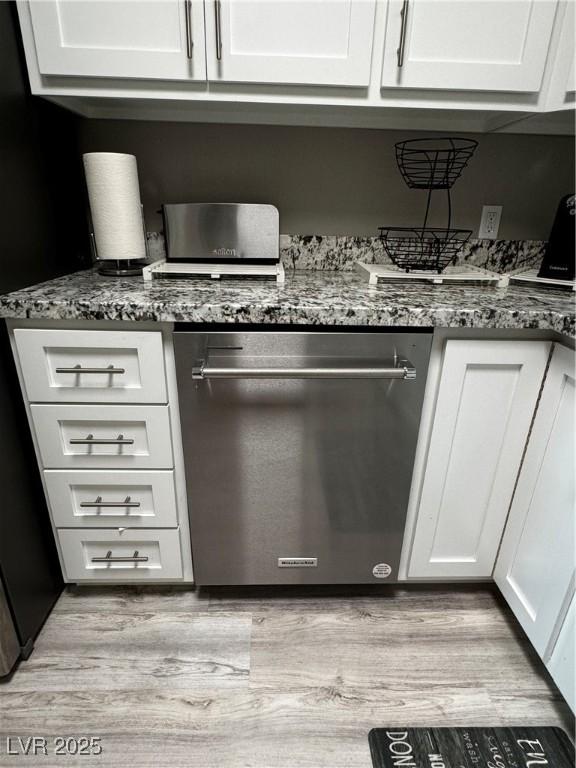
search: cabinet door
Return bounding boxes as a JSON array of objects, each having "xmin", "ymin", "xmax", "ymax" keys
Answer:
[
  {"xmin": 58, "ymin": 528, "xmax": 183, "ymax": 582},
  {"xmin": 546, "ymin": 1, "xmax": 575, "ymax": 110},
  {"xmin": 31, "ymin": 404, "xmax": 174, "ymax": 470},
  {"xmin": 44, "ymin": 470, "xmax": 178, "ymax": 528},
  {"xmin": 27, "ymin": 0, "xmax": 206, "ymax": 81},
  {"xmin": 205, "ymin": 0, "xmax": 376, "ymax": 86},
  {"xmin": 547, "ymin": 594, "xmax": 575, "ymax": 713},
  {"xmin": 495, "ymin": 344, "xmax": 575, "ymax": 658},
  {"xmin": 409, "ymin": 340, "xmax": 550, "ymax": 579},
  {"xmin": 14, "ymin": 328, "xmax": 167, "ymax": 404},
  {"xmin": 382, "ymin": 0, "xmax": 558, "ymax": 92}
]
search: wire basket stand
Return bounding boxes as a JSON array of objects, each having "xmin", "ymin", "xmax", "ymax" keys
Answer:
[{"xmin": 379, "ymin": 137, "xmax": 478, "ymax": 273}]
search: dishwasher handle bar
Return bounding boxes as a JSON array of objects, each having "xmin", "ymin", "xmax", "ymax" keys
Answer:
[{"xmin": 192, "ymin": 359, "xmax": 416, "ymax": 380}]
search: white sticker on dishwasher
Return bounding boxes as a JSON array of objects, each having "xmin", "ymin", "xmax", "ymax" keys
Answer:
[{"xmin": 372, "ymin": 563, "xmax": 392, "ymax": 579}]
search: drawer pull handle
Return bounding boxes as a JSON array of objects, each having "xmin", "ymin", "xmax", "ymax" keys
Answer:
[
  {"xmin": 70, "ymin": 433, "xmax": 135, "ymax": 446},
  {"xmin": 214, "ymin": 0, "xmax": 222, "ymax": 61},
  {"xmin": 397, "ymin": 0, "xmax": 409, "ymax": 67},
  {"xmin": 91, "ymin": 549, "xmax": 149, "ymax": 563},
  {"xmin": 80, "ymin": 496, "xmax": 141, "ymax": 509},
  {"xmin": 55, "ymin": 365, "xmax": 126, "ymax": 374},
  {"xmin": 184, "ymin": 0, "xmax": 193, "ymax": 59}
]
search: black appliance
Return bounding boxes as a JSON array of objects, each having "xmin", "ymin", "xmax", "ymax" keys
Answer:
[
  {"xmin": 538, "ymin": 194, "xmax": 575, "ymax": 281},
  {"xmin": 0, "ymin": 3, "xmax": 87, "ymax": 677},
  {"xmin": 0, "ymin": 326, "xmax": 63, "ymax": 676}
]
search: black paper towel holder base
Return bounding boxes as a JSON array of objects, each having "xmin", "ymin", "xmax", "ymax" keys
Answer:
[{"xmin": 97, "ymin": 259, "xmax": 145, "ymax": 277}]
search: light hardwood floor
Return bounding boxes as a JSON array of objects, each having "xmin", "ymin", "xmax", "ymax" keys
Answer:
[{"xmin": 0, "ymin": 586, "xmax": 573, "ymax": 767}]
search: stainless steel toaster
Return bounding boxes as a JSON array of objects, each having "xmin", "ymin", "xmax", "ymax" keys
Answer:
[{"xmin": 162, "ymin": 203, "xmax": 279, "ymax": 262}]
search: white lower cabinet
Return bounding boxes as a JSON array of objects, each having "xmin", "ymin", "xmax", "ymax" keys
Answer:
[
  {"xmin": 14, "ymin": 328, "xmax": 167, "ymax": 404},
  {"xmin": 547, "ymin": 595, "xmax": 575, "ymax": 713},
  {"xmin": 494, "ymin": 343, "xmax": 575, "ymax": 658},
  {"xmin": 44, "ymin": 470, "xmax": 178, "ymax": 528},
  {"xmin": 31, "ymin": 403, "xmax": 174, "ymax": 469},
  {"xmin": 9, "ymin": 321, "xmax": 193, "ymax": 585},
  {"xmin": 408, "ymin": 340, "xmax": 551, "ymax": 579},
  {"xmin": 58, "ymin": 528, "xmax": 183, "ymax": 582}
]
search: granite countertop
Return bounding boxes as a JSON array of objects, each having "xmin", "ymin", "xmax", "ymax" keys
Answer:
[{"xmin": 0, "ymin": 268, "xmax": 574, "ymax": 337}]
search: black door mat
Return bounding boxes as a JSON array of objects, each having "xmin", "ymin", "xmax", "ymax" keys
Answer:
[{"xmin": 369, "ymin": 727, "xmax": 575, "ymax": 768}]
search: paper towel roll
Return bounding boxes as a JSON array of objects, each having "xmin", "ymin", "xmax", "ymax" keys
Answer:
[{"xmin": 83, "ymin": 152, "xmax": 146, "ymax": 262}]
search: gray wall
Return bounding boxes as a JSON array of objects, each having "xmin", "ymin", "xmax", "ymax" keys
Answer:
[
  {"xmin": 79, "ymin": 120, "xmax": 574, "ymax": 240},
  {"xmin": 0, "ymin": 5, "xmax": 88, "ymax": 294}
]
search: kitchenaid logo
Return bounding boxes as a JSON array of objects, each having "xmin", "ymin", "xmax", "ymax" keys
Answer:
[
  {"xmin": 278, "ymin": 557, "xmax": 317, "ymax": 568},
  {"xmin": 212, "ymin": 247, "xmax": 237, "ymax": 256}
]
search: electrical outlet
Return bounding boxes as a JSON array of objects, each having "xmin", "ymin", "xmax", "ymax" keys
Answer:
[{"xmin": 479, "ymin": 205, "xmax": 502, "ymax": 240}]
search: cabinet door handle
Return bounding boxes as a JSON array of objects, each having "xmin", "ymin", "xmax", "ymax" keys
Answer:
[
  {"xmin": 397, "ymin": 0, "xmax": 409, "ymax": 67},
  {"xmin": 55, "ymin": 365, "xmax": 125, "ymax": 374},
  {"xmin": 214, "ymin": 0, "xmax": 222, "ymax": 61},
  {"xmin": 91, "ymin": 550, "xmax": 149, "ymax": 563},
  {"xmin": 80, "ymin": 496, "xmax": 141, "ymax": 509},
  {"xmin": 184, "ymin": 0, "xmax": 193, "ymax": 59},
  {"xmin": 69, "ymin": 433, "xmax": 135, "ymax": 446}
]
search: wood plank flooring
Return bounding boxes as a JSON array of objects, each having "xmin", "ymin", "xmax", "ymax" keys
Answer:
[{"xmin": 0, "ymin": 586, "xmax": 572, "ymax": 767}]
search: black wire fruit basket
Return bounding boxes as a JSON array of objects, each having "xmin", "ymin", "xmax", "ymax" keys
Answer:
[
  {"xmin": 378, "ymin": 227, "xmax": 473, "ymax": 273},
  {"xmin": 380, "ymin": 137, "xmax": 478, "ymax": 273},
  {"xmin": 395, "ymin": 138, "xmax": 478, "ymax": 189}
]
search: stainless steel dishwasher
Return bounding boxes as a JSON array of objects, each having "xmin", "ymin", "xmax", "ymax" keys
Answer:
[{"xmin": 175, "ymin": 329, "xmax": 432, "ymax": 585}]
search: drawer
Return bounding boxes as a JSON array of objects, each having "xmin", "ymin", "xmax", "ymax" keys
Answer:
[
  {"xmin": 14, "ymin": 328, "xmax": 166, "ymax": 403},
  {"xmin": 45, "ymin": 470, "xmax": 178, "ymax": 528},
  {"xmin": 31, "ymin": 404, "xmax": 173, "ymax": 469},
  {"xmin": 58, "ymin": 529, "xmax": 183, "ymax": 582}
]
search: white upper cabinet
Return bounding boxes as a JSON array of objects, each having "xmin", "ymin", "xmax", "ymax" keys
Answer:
[
  {"xmin": 545, "ymin": 0, "xmax": 575, "ymax": 109},
  {"xmin": 382, "ymin": 0, "xmax": 558, "ymax": 92},
  {"xmin": 27, "ymin": 0, "xmax": 206, "ymax": 81},
  {"xmin": 408, "ymin": 340, "xmax": 550, "ymax": 579},
  {"xmin": 495, "ymin": 344, "xmax": 575, "ymax": 659},
  {"xmin": 204, "ymin": 0, "xmax": 377, "ymax": 86},
  {"xmin": 16, "ymin": 0, "xmax": 574, "ymax": 125}
]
